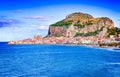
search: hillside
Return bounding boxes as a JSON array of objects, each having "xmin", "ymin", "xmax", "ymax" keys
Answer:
[{"xmin": 48, "ymin": 12, "xmax": 114, "ymax": 38}]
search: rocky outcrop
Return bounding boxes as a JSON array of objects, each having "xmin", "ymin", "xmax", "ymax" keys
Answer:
[
  {"xmin": 48, "ymin": 12, "xmax": 114, "ymax": 38},
  {"xmin": 65, "ymin": 12, "xmax": 94, "ymax": 23},
  {"xmin": 48, "ymin": 26, "xmax": 67, "ymax": 36}
]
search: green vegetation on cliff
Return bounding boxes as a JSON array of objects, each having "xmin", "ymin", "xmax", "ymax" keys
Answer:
[
  {"xmin": 107, "ymin": 27, "xmax": 120, "ymax": 37},
  {"xmin": 85, "ymin": 21, "xmax": 93, "ymax": 25},
  {"xmin": 51, "ymin": 33, "xmax": 64, "ymax": 37},
  {"xmin": 74, "ymin": 21, "xmax": 93, "ymax": 29},
  {"xmin": 75, "ymin": 27, "xmax": 104, "ymax": 37},
  {"xmin": 50, "ymin": 20, "xmax": 72, "ymax": 28},
  {"xmin": 75, "ymin": 33, "xmax": 84, "ymax": 36},
  {"xmin": 74, "ymin": 23, "xmax": 85, "ymax": 28}
]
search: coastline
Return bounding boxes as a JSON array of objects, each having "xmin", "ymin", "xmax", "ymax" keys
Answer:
[
  {"xmin": 8, "ymin": 34, "xmax": 120, "ymax": 49},
  {"xmin": 7, "ymin": 41, "xmax": 120, "ymax": 50}
]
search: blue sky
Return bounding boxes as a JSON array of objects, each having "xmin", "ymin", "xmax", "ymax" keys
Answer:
[{"xmin": 0, "ymin": 0, "xmax": 120, "ymax": 41}]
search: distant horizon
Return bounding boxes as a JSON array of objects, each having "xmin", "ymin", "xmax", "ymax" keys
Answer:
[{"xmin": 0, "ymin": 0, "xmax": 120, "ymax": 41}]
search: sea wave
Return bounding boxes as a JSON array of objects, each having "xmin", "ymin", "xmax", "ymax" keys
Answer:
[{"xmin": 107, "ymin": 62, "xmax": 120, "ymax": 65}]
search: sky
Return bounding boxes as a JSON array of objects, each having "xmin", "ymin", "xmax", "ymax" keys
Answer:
[{"xmin": 0, "ymin": 0, "xmax": 120, "ymax": 41}]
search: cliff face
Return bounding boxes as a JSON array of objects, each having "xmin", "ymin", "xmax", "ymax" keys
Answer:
[
  {"xmin": 48, "ymin": 12, "xmax": 114, "ymax": 37},
  {"xmin": 48, "ymin": 26, "xmax": 67, "ymax": 36}
]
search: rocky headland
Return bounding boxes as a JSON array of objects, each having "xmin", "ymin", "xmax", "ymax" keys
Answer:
[{"xmin": 8, "ymin": 12, "xmax": 120, "ymax": 48}]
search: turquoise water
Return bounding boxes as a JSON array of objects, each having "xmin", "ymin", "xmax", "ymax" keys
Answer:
[{"xmin": 0, "ymin": 42, "xmax": 120, "ymax": 77}]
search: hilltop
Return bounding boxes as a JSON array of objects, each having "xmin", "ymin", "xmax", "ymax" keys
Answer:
[{"xmin": 48, "ymin": 12, "xmax": 114, "ymax": 38}]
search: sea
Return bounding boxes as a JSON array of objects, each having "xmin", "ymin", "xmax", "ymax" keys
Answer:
[{"xmin": 0, "ymin": 42, "xmax": 120, "ymax": 77}]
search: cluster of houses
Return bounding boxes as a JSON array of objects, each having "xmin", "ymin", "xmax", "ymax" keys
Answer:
[
  {"xmin": 8, "ymin": 35, "xmax": 43, "ymax": 44},
  {"xmin": 8, "ymin": 34, "xmax": 120, "ymax": 47}
]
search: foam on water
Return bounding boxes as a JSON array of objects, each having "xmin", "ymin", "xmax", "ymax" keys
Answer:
[{"xmin": 107, "ymin": 62, "xmax": 120, "ymax": 65}]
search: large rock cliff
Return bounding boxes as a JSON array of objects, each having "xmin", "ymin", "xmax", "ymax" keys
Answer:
[{"xmin": 48, "ymin": 12, "xmax": 114, "ymax": 37}]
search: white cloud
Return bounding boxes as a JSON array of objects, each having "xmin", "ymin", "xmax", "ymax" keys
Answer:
[
  {"xmin": 30, "ymin": 16, "xmax": 45, "ymax": 19},
  {"xmin": 39, "ymin": 25, "xmax": 49, "ymax": 30},
  {"xmin": 24, "ymin": 16, "xmax": 50, "ymax": 21}
]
